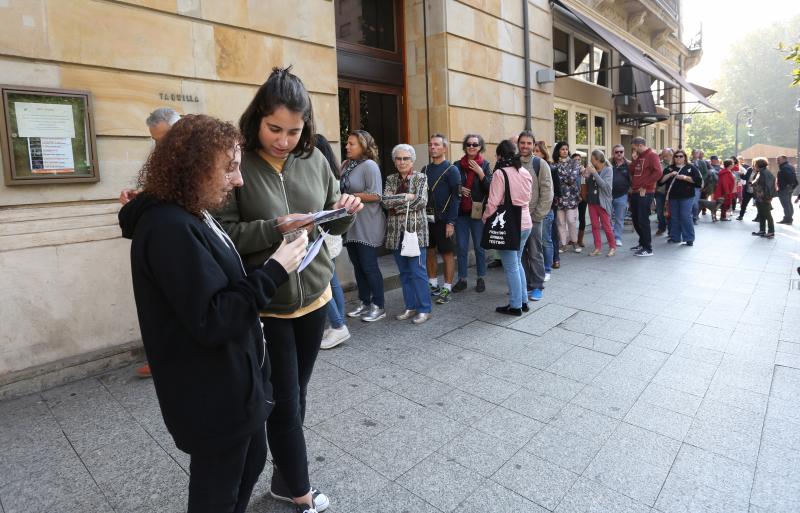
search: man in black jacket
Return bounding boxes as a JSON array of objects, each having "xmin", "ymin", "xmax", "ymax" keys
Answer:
[{"xmin": 777, "ymin": 155, "xmax": 798, "ymax": 224}]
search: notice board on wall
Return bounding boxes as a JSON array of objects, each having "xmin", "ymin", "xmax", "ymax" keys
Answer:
[{"xmin": 1, "ymin": 85, "xmax": 99, "ymax": 185}]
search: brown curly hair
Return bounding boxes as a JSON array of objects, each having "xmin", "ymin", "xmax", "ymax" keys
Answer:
[{"xmin": 138, "ymin": 115, "xmax": 241, "ymax": 215}]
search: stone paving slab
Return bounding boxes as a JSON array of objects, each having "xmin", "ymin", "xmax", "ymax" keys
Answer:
[{"xmin": 1, "ymin": 212, "xmax": 799, "ymax": 512}]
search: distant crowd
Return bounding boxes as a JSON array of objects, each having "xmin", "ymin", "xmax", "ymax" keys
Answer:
[{"xmin": 116, "ymin": 66, "xmax": 800, "ymax": 513}]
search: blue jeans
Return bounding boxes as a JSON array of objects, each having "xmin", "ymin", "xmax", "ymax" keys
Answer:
[
  {"xmin": 346, "ymin": 243, "xmax": 384, "ymax": 308},
  {"xmin": 542, "ymin": 210, "xmax": 554, "ymax": 272},
  {"xmin": 655, "ymin": 192, "xmax": 667, "ymax": 231},
  {"xmin": 550, "ymin": 208, "xmax": 560, "ymax": 262},
  {"xmin": 669, "ymin": 197, "xmax": 695, "ymax": 242},
  {"xmin": 692, "ymin": 188, "xmax": 701, "ymax": 220},
  {"xmin": 455, "ymin": 216, "xmax": 486, "ymax": 280},
  {"xmin": 326, "ymin": 259, "xmax": 345, "ymax": 329},
  {"xmin": 499, "ymin": 230, "xmax": 530, "ymax": 309},
  {"xmin": 393, "ymin": 249, "xmax": 432, "ymax": 313},
  {"xmin": 611, "ymin": 195, "xmax": 627, "ymax": 242}
]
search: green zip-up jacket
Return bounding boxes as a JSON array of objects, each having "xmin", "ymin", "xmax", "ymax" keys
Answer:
[{"xmin": 216, "ymin": 148, "xmax": 355, "ymax": 314}]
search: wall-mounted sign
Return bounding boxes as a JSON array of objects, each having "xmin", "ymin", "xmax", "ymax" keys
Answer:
[
  {"xmin": 158, "ymin": 93, "xmax": 200, "ymax": 103},
  {"xmin": 0, "ymin": 85, "xmax": 99, "ymax": 185}
]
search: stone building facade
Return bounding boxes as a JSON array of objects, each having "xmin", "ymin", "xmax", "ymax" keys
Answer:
[{"xmin": 0, "ymin": 0, "xmax": 703, "ymax": 393}]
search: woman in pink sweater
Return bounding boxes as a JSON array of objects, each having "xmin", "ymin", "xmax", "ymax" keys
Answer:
[{"xmin": 483, "ymin": 140, "xmax": 533, "ymax": 316}]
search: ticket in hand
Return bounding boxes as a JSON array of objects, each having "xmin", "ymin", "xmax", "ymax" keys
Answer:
[{"xmin": 275, "ymin": 208, "xmax": 349, "ymax": 229}]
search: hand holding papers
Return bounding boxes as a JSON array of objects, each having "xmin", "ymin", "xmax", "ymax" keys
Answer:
[
  {"xmin": 298, "ymin": 230, "xmax": 327, "ymax": 273},
  {"xmin": 275, "ymin": 208, "xmax": 349, "ymax": 233}
]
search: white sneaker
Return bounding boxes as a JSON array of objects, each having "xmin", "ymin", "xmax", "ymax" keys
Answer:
[
  {"xmin": 544, "ymin": 272, "xmax": 551, "ymax": 282},
  {"xmin": 320, "ymin": 326, "xmax": 350, "ymax": 349}
]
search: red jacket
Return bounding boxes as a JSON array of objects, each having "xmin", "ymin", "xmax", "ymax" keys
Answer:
[
  {"xmin": 715, "ymin": 167, "xmax": 735, "ymax": 198},
  {"xmin": 630, "ymin": 148, "xmax": 663, "ymax": 193}
]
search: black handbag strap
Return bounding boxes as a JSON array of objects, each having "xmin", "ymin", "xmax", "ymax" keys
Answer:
[{"xmin": 499, "ymin": 168, "xmax": 513, "ymax": 207}]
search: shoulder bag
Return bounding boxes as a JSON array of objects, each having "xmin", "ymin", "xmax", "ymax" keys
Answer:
[
  {"xmin": 400, "ymin": 201, "xmax": 421, "ymax": 257},
  {"xmin": 480, "ymin": 168, "xmax": 522, "ymax": 250}
]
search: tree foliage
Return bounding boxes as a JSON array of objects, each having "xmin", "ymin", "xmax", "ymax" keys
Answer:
[
  {"xmin": 713, "ymin": 16, "xmax": 799, "ymax": 148},
  {"xmin": 685, "ymin": 112, "xmax": 735, "ymax": 157},
  {"xmin": 778, "ymin": 41, "xmax": 800, "ymax": 86}
]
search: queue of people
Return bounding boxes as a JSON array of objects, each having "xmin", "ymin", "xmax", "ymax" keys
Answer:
[{"xmin": 118, "ymin": 65, "xmax": 799, "ymax": 513}]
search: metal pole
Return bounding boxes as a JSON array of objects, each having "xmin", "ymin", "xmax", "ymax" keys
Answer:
[
  {"xmin": 796, "ymin": 102, "xmax": 800, "ymax": 170},
  {"xmin": 735, "ymin": 112, "xmax": 740, "ymax": 161},
  {"xmin": 522, "ymin": 0, "xmax": 531, "ymax": 131}
]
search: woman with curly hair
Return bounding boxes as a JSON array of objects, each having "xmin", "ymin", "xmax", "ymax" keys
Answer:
[
  {"xmin": 553, "ymin": 141, "xmax": 582, "ymax": 253},
  {"xmin": 217, "ymin": 67, "xmax": 362, "ymax": 513},
  {"xmin": 119, "ymin": 114, "xmax": 307, "ymax": 513}
]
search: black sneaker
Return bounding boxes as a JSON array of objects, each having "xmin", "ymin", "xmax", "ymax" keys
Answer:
[
  {"xmin": 435, "ymin": 288, "xmax": 452, "ymax": 304},
  {"xmin": 452, "ymin": 279, "xmax": 467, "ymax": 292},
  {"xmin": 667, "ymin": 239, "xmax": 679, "ymax": 244},
  {"xmin": 475, "ymin": 278, "xmax": 486, "ymax": 293},
  {"xmin": 630, "ymin": 245, "xmax": 642, "ymax": 251},
  {"xmin": 429, "ymin": 284, "xmax": 441, "ymax": 297},
  {"xmin": 496, "ymin": 305, "xmax": 522, "ymax": 316},
  {"xmin": 521, "ymin": 303, "xmax": 529, "ymax": 312},
  {"xmin": 634, "ymin": 249, "xmax": 653, "ymax": 257},
  {"xmin": 685, "ymin": 241, "xmax": 694, "ymax": 246},
  {"xmin": 764, "ymin": 233, "xmax": 775, "ymax": 239},
  {"xmin": 752, "ymin": 231, "xmax": 765, "ymax": 236}
]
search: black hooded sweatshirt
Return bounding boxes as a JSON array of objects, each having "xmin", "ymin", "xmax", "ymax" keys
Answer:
[{"xmin": 119, "ymin": 193, "xmax": 288, "ymax": 453}]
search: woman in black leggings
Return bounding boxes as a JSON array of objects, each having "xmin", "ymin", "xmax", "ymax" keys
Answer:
[{"xmin": 219, "ymin": 67, "xmax": 363, "ymax": 513}]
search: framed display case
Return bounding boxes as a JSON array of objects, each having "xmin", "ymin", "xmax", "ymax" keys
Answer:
[{"xmin": 1, "ymin": 85, "xmax": 99, "ymax": 185}]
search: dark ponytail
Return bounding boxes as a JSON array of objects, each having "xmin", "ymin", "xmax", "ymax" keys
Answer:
[{"xmin": 239, "ymin": 66, "xmax": 316, "ymax": 158}]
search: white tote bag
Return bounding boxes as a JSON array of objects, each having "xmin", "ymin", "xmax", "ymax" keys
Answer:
[{"xmin": 400, "ymin": 201, "xmax": 421, "ymax": 257}]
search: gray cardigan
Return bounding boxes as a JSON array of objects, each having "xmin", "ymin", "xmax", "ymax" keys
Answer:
[{"xmin": 586, "ymin": 165, "xmax": 613, "ymax": 215}]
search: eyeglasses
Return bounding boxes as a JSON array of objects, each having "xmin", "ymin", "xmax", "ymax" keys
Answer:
[
  {"xmin": 674, "ymin": 155, "xmax": 686, "ymax": 159},
  {"xmin": 394, "ymin": 156, "xmax": 412, "ymax": 162},
  {"xmin": 614, "ymin": 150, "xmax": 624, "ymax": 154},
  {"xmin": 465, "ymin": 143, "xmax": 481, "ymax": 148}
]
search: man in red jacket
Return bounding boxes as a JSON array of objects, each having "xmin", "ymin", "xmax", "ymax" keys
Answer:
[
  {"xmin": 629, "ymin": 137, "xmax": 663, "ymax": 256},
  {"xmin": 715, "ymin": 160, "xmax": 736, "ymax": 221}
]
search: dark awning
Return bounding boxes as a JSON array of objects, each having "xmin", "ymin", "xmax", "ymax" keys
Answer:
[
  {"xmin": 644, "ymin": 63, "xmax": 719, "ymax": 111},
  {"xmin": 552, "ymin": 0, "xmax": 677, "ymax": 88},
  {"xmin": 632, "ymin": 67, "xmax": 657, "ymax": 114},
  {"xmin": 690, "ymin": 82, "xmax": 717, "ymax": 98}
]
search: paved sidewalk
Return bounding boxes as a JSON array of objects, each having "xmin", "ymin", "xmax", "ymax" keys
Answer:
[{"xmin": 2, "ymin": 212, "xmax": 800, "ymax": 513}]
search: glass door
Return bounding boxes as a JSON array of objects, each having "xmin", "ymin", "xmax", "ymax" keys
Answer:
[{"xmin": 338, "ymin": 81, "xmax": 403, "ymax": 179}]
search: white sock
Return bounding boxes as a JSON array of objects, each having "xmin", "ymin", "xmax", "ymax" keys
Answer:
[
  {"xmin": 429, "ymin": 278, "xmax": 438, "ymax": 287},
  {"xmin": 443, "ymin": 283, "xmax": 452, "ymax": 291}
]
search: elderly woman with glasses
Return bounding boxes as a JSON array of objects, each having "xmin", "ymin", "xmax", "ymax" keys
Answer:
[
  {"xmin": 382, "ymin": 144, "xmax": 432, "ymax": 324},
  {"xmin": 659, "ymin": 150, "xmax": 702, "ymax": 246}
]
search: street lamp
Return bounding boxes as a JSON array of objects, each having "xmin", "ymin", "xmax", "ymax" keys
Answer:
[{"xmin": 735, "ymin": 107, "xmax": 755, "ymax": 159}]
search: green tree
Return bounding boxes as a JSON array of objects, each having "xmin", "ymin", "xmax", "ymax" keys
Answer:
[
  {"xmin": 685, "ymin": 112, "xmax": 735, "ymax": 157},
  {"xmin": 778, "ymin": 41, "xmax": 800, "ymax": 86},
  {"xmin": 713, "ymin": 15, "xmax": 799, "ymax": 148}
]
